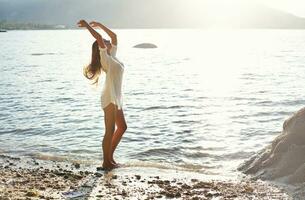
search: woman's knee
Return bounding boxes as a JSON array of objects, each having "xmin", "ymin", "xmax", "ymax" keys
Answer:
[
  {"xmin": 119, "ymin": 123, "xmax": 127, "ymax": 132},
  {"xmin": 105, "ymin": 128, "xmax": 115, "ymax": 136}
]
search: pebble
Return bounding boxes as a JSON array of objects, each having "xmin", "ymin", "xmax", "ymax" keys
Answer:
[
  {"xmin": 121, "ymin": 190, "xmax": 127, "ymax": 196},
  {"xmin": 96, "ymin": 167, "xmax": 104, "ymax": 171},
  {"xmin": 26, "ymin": 190, "xmax": 39, "ymax": 197},
  {"xmin": 74, "ymin": 174, "xmax": 83, "ymax": 180},
  {"xmin": 94, "ymin": 172, "xmax": 103, "ymax": 177},
  {"xmin": 39, "ymin": 186, "xmax": 46, "ymax": 190},
  {"xmin": 74, "ymin": 163, "xmax": 80, "ymax": 169}
]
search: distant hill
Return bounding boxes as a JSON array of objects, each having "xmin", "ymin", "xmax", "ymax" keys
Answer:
[
  {"xmin": 0, "ymin": 0, "xmax": 305, "ymax": 29},
  {"xmin": 0, "ymin": 20, "xmax": 66, "ymax": 30}
]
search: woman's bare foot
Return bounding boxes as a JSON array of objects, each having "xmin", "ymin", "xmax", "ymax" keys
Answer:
[
  {"xmin": 110, "ymin": 160, "xmax": 121, "ymax": 168},
  {"xmin": 114, "ymin": 163, "xmax": 122, "ymax": 168},
  {"xmin": 102, "ymin": 162, "xmax": 116, "ymax": 170},
  {"xmin": 111, "ymin": 158, "xmax": 117, "ymax": 164},
  {"xmin": 110, "ymin": 155, "xmax": 118, "ymax": 165}
]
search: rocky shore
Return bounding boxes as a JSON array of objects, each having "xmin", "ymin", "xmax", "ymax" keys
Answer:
[{"xmin": 0, "ymin": 154, "xmax": 291, "ymax": 199}]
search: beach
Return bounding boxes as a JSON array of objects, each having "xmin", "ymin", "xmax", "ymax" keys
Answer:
[
  {"xmin": 0, "ymin": 154, "xmax": 291, "ymax": 199},
  {"xmin": 1, "ymin": 29, "xmax": 305, "ymax": 199}
]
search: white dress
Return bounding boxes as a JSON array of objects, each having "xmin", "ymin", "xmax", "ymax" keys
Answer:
[{"xmin": 99, "ymin": 45, "xmax": 124, "ymax": 110}]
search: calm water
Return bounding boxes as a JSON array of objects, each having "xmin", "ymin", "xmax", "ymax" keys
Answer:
[{"xmin": 1, "ymin": 29, "xmax": 305, "ymax": 177}]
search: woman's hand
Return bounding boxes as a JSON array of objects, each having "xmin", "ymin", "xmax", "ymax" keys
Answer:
[
  {"xmin": 89, "ymin": 21, "xmax": 117, "ymax": 45},
  {"xmin": 78, "ymin": 19, "xmax": 105, "ymax": 48},
  {"xmin": 89, "ymin": 21, "xmax": 101, "ymax": 28},
  {"xmin": 77, "ymin": 20, "xmax": 89, "ymax": 28}
]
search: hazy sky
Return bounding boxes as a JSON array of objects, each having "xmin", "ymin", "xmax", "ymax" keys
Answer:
[
  {"xmin": 260, "ymin": 0, "xmax": 305, "ymax": 17},
  {"xmin": 202, "ymin": 0, "xmax": 305, "ymax": 18},
  {"xmin": 1, "ymin": 0, "xmax": 305, "ymax": 18}
]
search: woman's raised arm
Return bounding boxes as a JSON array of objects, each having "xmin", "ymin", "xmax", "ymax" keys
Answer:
[
  {"xmin": 77, "ymin": 19, "xmax": 106, "ymax": 48},
  {"xmin": 89, "ymin": 21, "xmax": 117, "ymax": 46}
]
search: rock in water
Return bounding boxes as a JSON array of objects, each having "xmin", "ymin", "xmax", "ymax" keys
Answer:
[
  {"xmin": 239, "ymin": 107, "xmax": 305, "ymax": 183},
  {"xmin": 133, "ymin": 43, "xmax": 157, "ymax": 48}
]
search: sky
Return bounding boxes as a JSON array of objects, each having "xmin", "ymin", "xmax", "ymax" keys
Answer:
[
  {"xmin": 260, "ymin": 0, "xmax": 305, "ymax": 17},
  {"xmin": 0, "ymin": 0, "xmax": 304, "ymax": 18},
  {"xmin": 200, "ymin": 0, "xmax": 305, "ymax": 18},
  {"xmin": 0, "ymin": 0, "xmax": 305, "ymax": 17}
]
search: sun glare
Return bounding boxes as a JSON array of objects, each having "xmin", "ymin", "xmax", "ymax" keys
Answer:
[{"xmin": 185, "ymin": 0, "xmax": 263, "ymax": 29}]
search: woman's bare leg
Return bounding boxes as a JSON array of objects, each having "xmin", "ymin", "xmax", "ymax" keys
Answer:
[
  {"xmin": 102, "ymin": 103, "xmax": 117, "ymax": 169},
  {"xmin": 111, "ymin": 108, "xmax": 127, "ymax": 164}
]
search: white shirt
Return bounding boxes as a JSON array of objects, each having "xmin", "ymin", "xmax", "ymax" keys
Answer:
[{"xmin": 99, "ymin": 45, "xmax": 124, "ymax": 110}]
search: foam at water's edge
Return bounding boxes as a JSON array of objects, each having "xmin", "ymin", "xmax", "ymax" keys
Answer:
[
  {"xmin": 0, "ymin": 151, "xmax": 215, "ymax": 173},
  {"xmin": 0, "ymin": 151, "xmax": 98, "ymax": 165},
  {"xmin": 122, "ymin": 161, "xmax": 217, "ymax": 174},
  {"xmin": 239, "ymin": 107, "xmax": 305, "ymax": 198},
  {"xmin": 1, "ymin": 149, "xmax": 230, "ymax": 177},
  {"xmin": 0, "ymin": 151, "xmax": 237, "ymax": 183}
]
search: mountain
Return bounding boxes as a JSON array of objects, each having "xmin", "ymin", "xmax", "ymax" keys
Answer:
[{"xmin": 0, "ymin": 0, "xmax": 305, "ymax": 29}]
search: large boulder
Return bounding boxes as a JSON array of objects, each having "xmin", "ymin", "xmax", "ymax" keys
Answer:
[
  {"xmin": 133, "ymin": 43, "xmax": 157, "ymax": 49},
  {"xmin": 239, "ymin": 107, "xmax": 305, "ymax": 184}
]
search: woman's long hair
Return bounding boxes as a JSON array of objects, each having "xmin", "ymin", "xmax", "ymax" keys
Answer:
[{"xmin": 83, "ymin": 41, "xmax": 102, "ymax": 85}]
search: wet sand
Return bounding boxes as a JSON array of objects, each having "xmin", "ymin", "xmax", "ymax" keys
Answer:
[{"xmin": 0, "ymin": 154, "xmax": 291, "ymax": 199}]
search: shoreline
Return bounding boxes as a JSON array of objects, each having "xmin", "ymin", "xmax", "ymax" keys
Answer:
[{"xmin": 0, "ymin": 154, "xmax": 291, "ymax": 199}]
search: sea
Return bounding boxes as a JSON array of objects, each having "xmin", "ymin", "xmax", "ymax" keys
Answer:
[{"xmin": 1, "ymin": 29, "xmax": 305, "ymax": 179}]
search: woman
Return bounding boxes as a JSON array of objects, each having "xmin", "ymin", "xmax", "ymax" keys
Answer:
[{"xmin": 77, "ymin": 19, "xmax": 127, "ymax": 170}]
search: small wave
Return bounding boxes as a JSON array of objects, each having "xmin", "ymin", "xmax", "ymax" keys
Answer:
[
  {"xmin": 251, "ymin": 111, "xmax": 292, "ymax": 117},
  {"xmin": 221, "ymin": 151, "xmax": 254, "ymax": 160},
  {"xmin": 183, "ymin": 88, "xmax": 193, "ymax": 91},
  {"xmin": 130, "ymin": 92, "xmax": 144, "ymax": 95},
  {"xmin": 172, "ymin": 120, "xmax": 198, "ymax": 124},
  {"xmin": 0, "ymin": 130, "xmax": 16, "ymax": 135},
  {"xmin": 24, "ymin": 152, "xmax": 95, "ymax": 165},
  {"xmin": 0, "ymin": 128, "xmax": 37, "ymax": 136},
  {"xmin": 279, "ymin": 100, "xmax": 305, "ymax": 106},
  {"xmin": 184, "ymin": 151, "xmax": 219, "ymax": 159},
  {"xmin": 37, "ymin": 79, "xmax": 54, "ymax": 83},
  {"xmin": 30, "ymin": 53, "xmax": 56, "ymax": 56},
  {"xmin": 142, "ymin": 105, "xmax": 184, "ymax": 111},
  {"xmin": 26, "ymin": 152, "xmax": 68, "ymax": 162},
  {"xmin": 135, "ymin": 147, "xmax": 182, "ymax": 157},
  {"xmin": 49, "ymin": 97, "xmax": 75, "ymax": 103}
]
